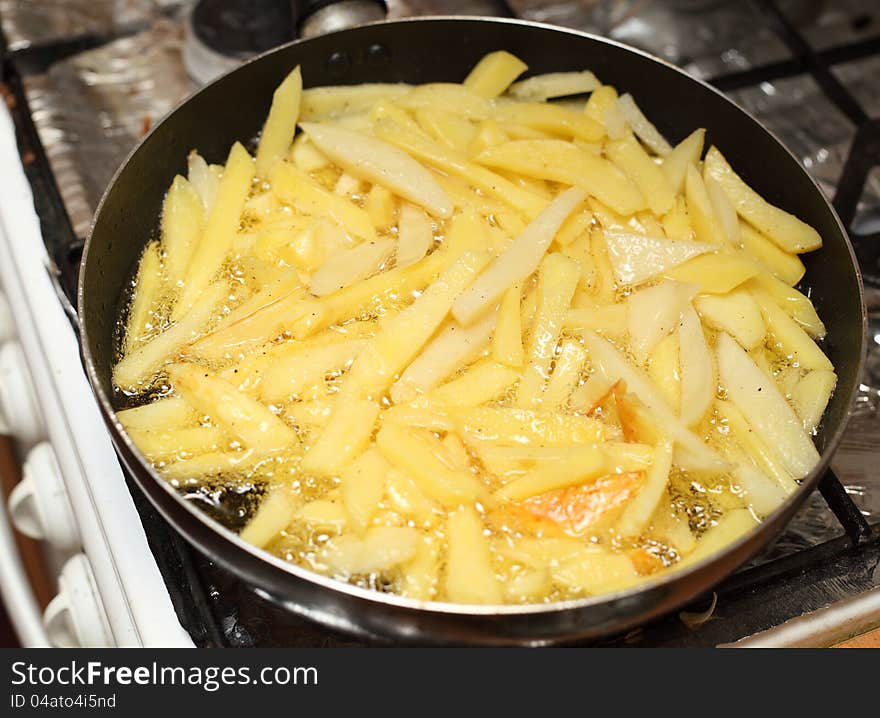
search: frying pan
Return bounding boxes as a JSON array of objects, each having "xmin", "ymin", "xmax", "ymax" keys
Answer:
[{"xmin": 77, "ymin": 15, "xmax": 866, "ymax": 645}]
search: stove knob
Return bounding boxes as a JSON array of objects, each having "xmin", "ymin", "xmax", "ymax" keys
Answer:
[
  {"xmin": 43, "ymin": 554, "xmax": 114, "ymax": 648},
  {"xmin": 0, "ymin": 341, "xmax": 44, "ymax": 447},
  {"xmin": 0, "ymin": 292, "xmax": 13, "ymax": 343},
  {"xmin": 8, "ymin": 443, "xmax": 80, "ymax": 553}
]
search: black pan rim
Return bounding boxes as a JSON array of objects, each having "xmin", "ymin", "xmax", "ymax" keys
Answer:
[{"xmin": 77, "ymin": 16, "xmax": 867, "ymax": 622}]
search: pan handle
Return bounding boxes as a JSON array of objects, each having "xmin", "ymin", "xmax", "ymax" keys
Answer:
[{"xmin": 294, "ymin": 0, "xmax": 387, "ymax": 37}]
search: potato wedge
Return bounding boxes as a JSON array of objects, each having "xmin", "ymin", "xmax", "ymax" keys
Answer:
[
  {"xmin": 186, "ymin": 151, "xmax": 220, "ymax": 212},
  {"xmin": 396, "ymin": 203, "xmax": 434, "ymax": 269},
  {"xmin": 721, "ymin": 444, "xmax": 790, "ymax": 517},
  {"xmin": 176, "ymin": 143, "xmax": 255, "ymax": 318},
  {"xmin": 677, "ymin": 305, "xmax": 715, "ymax": 428},
  {"xmin": 240, "ymin": 488, "xmax": 298, "ymax": 549},
  {"xmin": 516, "ymin": 253, "xmax": 580, "ymax": 407},
  {"xmin": 552, "ymin": 549, "xmax": 639, "ymax": 594},
  {"xmin": 445, "ymin": 507, "xmax": 502, "ymax": 604},
  {"xmin": 685, "ymin": 163, "xmax": 724, "ymax": 246},
  {"xmin": 399, "ymin": 83, "xmax": 492, "ymax": 119},
  {"xmin": 309, "ymin": 238, "xmax": 395, "ymax": 297},
  {"xmin": 564, "ymin": 304, "xmax": 628, "ymax": 342},
  {"xmin": 344, "ymin": 250, "xmax": 489, "ymax": 399},
  {"xmin": 606, "ymin": 134, "xmax": 675, "ymax": 216},
  {"xmin": 627, "ymin": 281, "xmax": 695, "ymax": 365},
  {"xmin": 617, "ymin": 437, "xmax": 673, "ymax": 538},
  {"xmin": 257, "ymin": 338, "xmax": 367, "ymax": 404},
  {"xmin": 661, "ymin": 128, "xmax": 705, "ymax": 195},
  {"xmin": 183, "ymin": 286, "xmax": 308, "ymax": 363},
  {"xmin": 340, "ymin": 448, "xmax": 390, "ymax": 532},
  {"xmin": 747, "ymin": 272, "xmax": 825, "ymax": 339},
  {"xmin": 703, "ymin": 146, "xmax": 822, "ymax": 253},
  {"xmin": 124, "ymin": 240, "xmax": 164, "ymax": 355},
  {"xmin": 695, "ymin": 289, "xmax": 765, "ymax": 350},
  {"xmin": 161, "ymin": 176, "xmax": 205, "ymax": 289},
  {"xmin": 716, "ymin": 332, "xmax": 819, "ymax": 478},
  {"xmin": 492, "ymin": 283, "xmax": 525, "ymax": 367},
  {"xmin": 463, "ymin": 50, "xmax": 528, "ymax": 98},
  {"xmin": 705, "ymin": 174, "xmax": 741, "ymax": 245},
  {"xmin": 455, "ymin": 406, "xmax": 606, "ymax": 446},
  {"xmin": 377, "ymin": 423, "xmax": 484, "ymax": 507},
  {"xmin": 491, "ymin": 100, "xmax": 604, "ymax": 142},
  {"xmin": 373, "ymin": 118, "xmax": 547, "ymax": 218},
  {"xmin": 678, "ymin": 508, "xmax": 758, "ymax": 569},
  {"xmin": 751, "ymin": 287, "xmax": 833, "ymax": 371},
  {"xmin": 603, "ymin": 230, "xmax": 714, "ymax": 286},
  {"xmin": 300, "ymin": 83, "xmax": 411, "ymax": 120},
  {"xmin": 665, "ymin": 251, "xmax": 759, "ymax": 294},
  {"xmin": 616, "ymin": 93, "xmax": 672, "ymax": 156},
  {"xmin": 291, "ymin": 135, "xmax": 329, "ymax": 171},
  {"xmin": 791, "ymin": 369, "xmax": 836, "ymax": 433},
  {"xmin": 452, "ymin": 188, "xmax": 585, "ymax": 325},
  {"xmin": 430, "ymin": 359, "xmax": 519, "ymax": 407},
  {"xmin": 581, "ymin": 331, "xmax": 725, "ymax": 471},
  {"xmin": 301, "ymin": 122, "xmax": 452, "ymax": 218},
  {"xmin": 647, "ymin": 333, "xmax": 681, "ymax": 413},
  {"xmin": 114, "ymin": 281, "xmax": 227, "ymax": 391},
  {"xmin": 401, "ymin": 537, "xmax": 441, "ymax": 600},
  {"xmin": 739, "ymin": 223, "xmax": 805, "ymax": 286},
  {"xmin": 584, "ymin": 85, "xmax": 617, "ymax": 123},
  {"xmin": 167, "ymin": 363, "xmax": 299, "ymax": 454},
  {"xmin": 541, "ymin": 339, "xmax": 587, "ymax": 411},
  {"xmin": 117, "ymin": 396, "xmax": 195, "ymax": 433},
  {"xmin": 302, "ymin": 398, "xmax": 379, "ymax": 475},
  {"xmin": 508, "ymin": 71, "xmax": 599, "ymax": 102},
  {"xmin": 495, "ymin": 446, "xmax": 606, "ymax": 501},
  {"xmin": 296, "ymin": 499, "xmax": 347, "ymax": 532},
  {"xmin": 415, "ymin": 107, "xmax": 477, "ymax": 151},
  {"xmin": 662, "ymin": 196, "xmax": 694, "ymax": 242},
  {"xmin": 128, "ymin": 426, "xmax": 226, "ymax": 460},
  {"xmin": 319, "ymin": 527, "xmax": 420, "ymax": 576},
  {"xmin": 270, "ymin": 161, "xmax": 376, "ymax": 241},
  {"xmin": 255, "ymin": 66, "xmax": 302, "ymax": 177},
  {"xmin": 475, "ymin": 139, "xmax": 644, "ymax": 215},
  {"xmin": 392, "ymin": 310, "xmax": 497, "ymax": 404}
]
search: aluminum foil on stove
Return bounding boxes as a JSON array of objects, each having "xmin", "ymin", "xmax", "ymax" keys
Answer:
[
  {"xmin": 22, "ymin": 17, "xmax": 191, "ymax": 237},
  {"xmin": 0, "ymin": 0, "xmax": 181, "ymax": 51}
]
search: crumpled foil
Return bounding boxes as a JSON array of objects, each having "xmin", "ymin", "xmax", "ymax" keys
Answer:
[
  {"xmin": 22, "ymin": 17, "xmax": 191, "ymax": 236},
  {"xmin": 9, "ymin": 0, "xmax": 880, "ymax": 552},
  {"xmin": 0, "ymin": 0, "xmax": 179, "ymax": 51}
]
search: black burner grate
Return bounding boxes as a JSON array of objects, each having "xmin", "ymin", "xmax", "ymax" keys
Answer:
[{"xmin": 1, "ymin": 0, "xmax": 879, "ymax": 647}]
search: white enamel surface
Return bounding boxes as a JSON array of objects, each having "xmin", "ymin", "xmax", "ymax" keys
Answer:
[
  {"xmin": 0, "ymin": 103, "xmax": 192, "ymax": 647},
  {"xmin": 43, "ymin": 553, "xmax": 112, "ymax": 648},
  {"xmin": 0, "ymin": 292, "xmax": 13, "ymax": 344},
  {"xmin": 0, "ymin": 342, "xmax": 44, "ymax": 448},
  {"xmin": 9, "ymin": 443, "xmax": 80, "ymax": 551}
]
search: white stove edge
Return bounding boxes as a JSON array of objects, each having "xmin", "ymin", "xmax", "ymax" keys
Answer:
[
  {"xmin": 727, "ymin": 586, "xmax": 880, "ymax": 647},
  {"xmin": 0, "ymin": 103, "xmax": 192, "ymax": 648}
]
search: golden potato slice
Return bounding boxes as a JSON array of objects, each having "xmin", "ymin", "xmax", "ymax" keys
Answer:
[
  {"xmin": 703, "ymin": 146, "xmax": 822, "ymax": 253},
  {"xmin": 464, "ymin": 50, "xmax": 528, "ymax": 98},
  {"xmin": 255, "ymin": 66, "xmax": 302, "ymax": 178}
]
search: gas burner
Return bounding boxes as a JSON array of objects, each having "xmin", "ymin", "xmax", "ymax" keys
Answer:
[{"xmin": 184, "ymin": 0, "xmax": 296, "ymax": 84}]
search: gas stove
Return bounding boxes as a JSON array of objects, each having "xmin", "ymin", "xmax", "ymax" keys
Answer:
[{"xmin": 1, "ymin": 0, "xmax": 878, "ymax": 647}]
